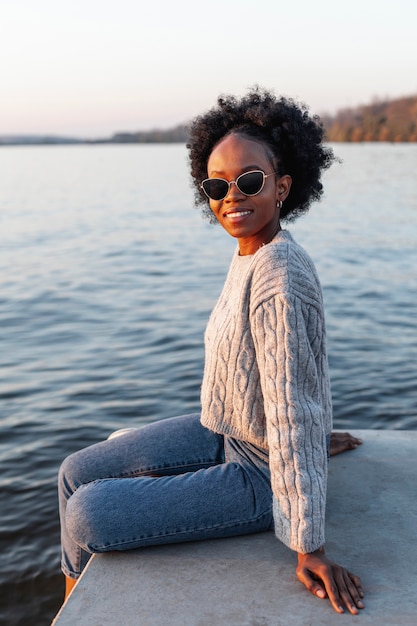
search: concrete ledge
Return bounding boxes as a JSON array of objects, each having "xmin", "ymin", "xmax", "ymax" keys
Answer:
[{"xmin": 52, "ymin": 431, "xmax": 417, "ymax": 625}]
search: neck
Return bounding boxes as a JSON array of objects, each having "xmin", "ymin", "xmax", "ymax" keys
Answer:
[{"xmin": 238, "ymin": 221, "xmax": 281, "ymax": 256}]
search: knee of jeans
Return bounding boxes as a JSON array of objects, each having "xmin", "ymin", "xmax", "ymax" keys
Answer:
[{"xmin": 65, "ymin": 482, "xmax": 103, "ymax": 552}]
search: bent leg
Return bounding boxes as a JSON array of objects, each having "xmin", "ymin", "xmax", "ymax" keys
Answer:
[
  {"xmin": 66, "ymin": 455, "xmax": 272, "ymax": 556},
  {"xmin": 59, "ymin": 414, "xmax": 224, "ymax": 578}
]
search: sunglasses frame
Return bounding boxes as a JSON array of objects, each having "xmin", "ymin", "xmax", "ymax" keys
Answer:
[{"xmin": 200, "ymin": 170, "xmax": 277, "ymax": 201}]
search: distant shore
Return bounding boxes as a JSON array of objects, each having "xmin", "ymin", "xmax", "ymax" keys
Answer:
[{"xmin": 1, "ymin": 94, "xmax": 416, "ymax": 145}]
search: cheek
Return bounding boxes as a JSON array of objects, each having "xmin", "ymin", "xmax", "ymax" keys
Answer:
[
  {"xmin": 258, "ymin": 198, "xmax": 278, "ymax": 223},
  {"xmin": 209, "ymin": 200, "xmax": 221, "ymax": 216}
]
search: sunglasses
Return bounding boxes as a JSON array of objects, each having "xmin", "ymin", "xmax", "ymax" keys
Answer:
[{"xmin": 201, "ymin": 170, "xmax": 276, "ymax": 201}]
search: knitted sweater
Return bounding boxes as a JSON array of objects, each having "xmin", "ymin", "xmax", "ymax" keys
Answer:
[{"xmin": 200, "ymin": 230, "xmax": 332, "ymax": 554}]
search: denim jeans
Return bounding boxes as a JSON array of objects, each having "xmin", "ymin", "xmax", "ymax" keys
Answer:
[{"xmin": 59, "ymin": 414, "xmax": 273, "ymax": 579}]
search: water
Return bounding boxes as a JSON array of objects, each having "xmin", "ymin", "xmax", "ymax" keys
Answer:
[{"xmin": 1, "ymin": 143, "xmax": 416, "ymax": 625}]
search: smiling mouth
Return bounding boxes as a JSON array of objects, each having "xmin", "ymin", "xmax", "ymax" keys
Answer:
[{"xmin": 225, "ymin": 210, "xmax": 252, "ymax": 218}]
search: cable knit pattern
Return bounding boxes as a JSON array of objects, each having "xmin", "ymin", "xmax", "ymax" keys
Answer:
[{"xmin": 200, "ymin": 230, "xmax": 332, "ymax": 553}]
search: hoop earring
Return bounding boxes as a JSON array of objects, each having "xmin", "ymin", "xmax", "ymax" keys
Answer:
[{"xmin": 277, "ymin": 200, "xmax": 283, "ymax": 210}]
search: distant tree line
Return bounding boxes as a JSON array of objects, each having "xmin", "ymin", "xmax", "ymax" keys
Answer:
[
  {"xmin": 322, "ymin": 95, "xmax": 417, "ymax": 142},
  {"xmin": 109, "ymin": 124, "xmax": 189, "ymax": 143}
]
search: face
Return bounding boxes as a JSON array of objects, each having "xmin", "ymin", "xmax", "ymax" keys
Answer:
[{"xmin": 206, "ymin": 134, "xmax": 291, "ymax": 255}]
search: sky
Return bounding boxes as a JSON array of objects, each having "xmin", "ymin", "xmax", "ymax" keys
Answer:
[{"xmin": 1, "ymin": 0, "xmax": 416, "ymax": 137}]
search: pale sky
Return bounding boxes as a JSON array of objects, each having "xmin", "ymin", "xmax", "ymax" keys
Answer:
[{"xmin": 1, "ymin": 0, "xmax": 416, "ymax": 137}]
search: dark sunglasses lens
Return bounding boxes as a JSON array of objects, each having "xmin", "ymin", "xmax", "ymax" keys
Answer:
[
  {"xmin": 237, "ymin": 171, "xmax": 264, "ymax": 195},
  {"xmin": 202, "ymin": 179, "xmax": 229, "ymax": 200}
]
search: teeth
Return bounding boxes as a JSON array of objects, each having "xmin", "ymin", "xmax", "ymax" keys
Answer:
[{"xmin": 227, "ymin": 211, "xmax": 251, "ymax": 218}]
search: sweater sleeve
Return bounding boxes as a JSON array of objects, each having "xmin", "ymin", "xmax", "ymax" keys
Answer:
[{"xmin": 252, "ymin": 293, "xmax": 328, "ymax": 554}]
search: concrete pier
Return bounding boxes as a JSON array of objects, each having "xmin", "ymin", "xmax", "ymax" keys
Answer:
[{"xmin": 52, "ymin": 430, "xmax": 417, "ymax": 625}]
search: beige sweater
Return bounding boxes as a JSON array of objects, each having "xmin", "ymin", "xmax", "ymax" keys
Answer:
[{"xmin": 201, "ymin": 230, "xmax": 332, "ymax": 554}]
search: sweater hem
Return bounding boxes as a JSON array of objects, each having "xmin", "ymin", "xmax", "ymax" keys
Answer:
[{"xmin": 200, "ymin": 415, "xmax": 269, "ymax": 450}]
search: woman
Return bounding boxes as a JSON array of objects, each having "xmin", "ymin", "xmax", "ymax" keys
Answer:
[{"xmin": 59, "ymin": 88, "xmax": 364, "ymax": 614}]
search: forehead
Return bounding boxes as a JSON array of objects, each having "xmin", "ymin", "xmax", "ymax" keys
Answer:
[{"xmin": 207, "ymin": 134, "xmax": 272, "ymax": 174}]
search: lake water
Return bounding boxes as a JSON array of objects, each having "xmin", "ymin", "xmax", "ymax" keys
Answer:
[{"xmin": 1, "ymin": 143, "xmax": 416, "ymax": 625}]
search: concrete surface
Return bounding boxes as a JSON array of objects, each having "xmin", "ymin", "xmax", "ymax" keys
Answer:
[{"xmin": 52, "ymin": 430, "xmax": 417, "ymax": 625}]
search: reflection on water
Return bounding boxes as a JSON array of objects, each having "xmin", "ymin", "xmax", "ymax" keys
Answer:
[{"xmin": 0, "ymin": 143, "xmax": 416, "ymax": 624}]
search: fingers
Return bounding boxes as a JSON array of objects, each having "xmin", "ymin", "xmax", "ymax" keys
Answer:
[
  {"xmin": 347, "ymin": 570, "xmax": 364, "ymax": 596},
  {"xmin": 328, "ymin": 566, "xmax": 365, "ymax": 615}
]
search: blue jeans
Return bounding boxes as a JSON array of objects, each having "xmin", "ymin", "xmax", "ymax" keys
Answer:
[{"xmin": 59, "ymin": 414, "xmax": 273, "ymax": 579}]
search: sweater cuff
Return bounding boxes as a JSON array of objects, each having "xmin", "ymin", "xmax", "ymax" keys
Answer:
[{"xmin": 272, "ymin": 496, "xmax": 325, "ymax": 554}]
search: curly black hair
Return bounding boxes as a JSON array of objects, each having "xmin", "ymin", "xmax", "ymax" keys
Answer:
[{"xmin": 187, "ymin": 87, "xmax": 335, "ymax": 223}]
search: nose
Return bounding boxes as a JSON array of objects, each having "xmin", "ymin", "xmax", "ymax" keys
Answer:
[{"xmin": 225, "ymin": 180, "xmax": 243, "ymax": 200}]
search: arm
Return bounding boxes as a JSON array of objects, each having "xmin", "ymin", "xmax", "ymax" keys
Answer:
[
  {"xmin": 253, "ymin": 294, "xmax": 364, "ymax": 613},
  {"xmin": 253, "ymin": 292, "xmax": 329, "ymax": 553}
]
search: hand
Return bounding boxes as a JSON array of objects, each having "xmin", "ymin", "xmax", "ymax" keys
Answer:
[
  {"xmin": 330, "ymin": 431, "xmax": 362, "ymax": 457},
  {"xmin": 296, "ymin": 547, "xmax": 365, "ymax": 614}
]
